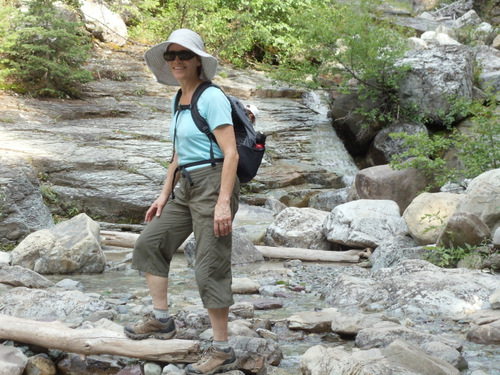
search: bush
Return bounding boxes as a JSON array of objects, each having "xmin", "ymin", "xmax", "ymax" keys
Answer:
[
  {"xmin": 272, "ymin": 0, "xmax": 412, "ymax": 126},
  {"xmin": 0, "ymin": 0, "xmax": 93, "ymax": 98},
  {"xmin": 390, "ymin": 96, "xmax": 500, "ymax": 190},
  {"xmin": 126, "ymin": 0, "xmax": 311, "ymax": 67}
]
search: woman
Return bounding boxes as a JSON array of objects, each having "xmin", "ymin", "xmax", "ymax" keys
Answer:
[{"xmin": 123, "ymin": 29, "xmax": 239, "ymax": 375}]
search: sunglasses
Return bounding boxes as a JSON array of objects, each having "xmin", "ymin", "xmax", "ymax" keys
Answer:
[{"xmin": 163, "ymin": 50, "xmax": 197, "ymax": 61}]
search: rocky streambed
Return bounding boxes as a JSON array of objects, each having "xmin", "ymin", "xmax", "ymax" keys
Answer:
[{"xmin": 1, "ymin": 42, "xmax": 500, "ymax": 375}]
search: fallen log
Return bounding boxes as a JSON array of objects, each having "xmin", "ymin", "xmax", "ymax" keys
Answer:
[
  {"xmin": 100, "ymin": 230, "xmax": 139, "ymax": 248},
  {"xmin": 255, "ymin": 246, "xmax": 362, "ymax": 263},
  {"xmin": 100, "ymin": 231, "xmax": 363, "ymax": 263},
  {"xmin": 0, "ymin": 314, "xmax": 200, "ymax": 363}
]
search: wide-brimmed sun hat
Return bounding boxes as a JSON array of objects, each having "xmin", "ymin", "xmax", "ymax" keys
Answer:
[{"xmin": 144, "ymin": 28, "xmax": 218, "ymax": 86}]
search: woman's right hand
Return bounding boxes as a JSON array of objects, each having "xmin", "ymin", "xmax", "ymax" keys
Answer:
[{"xmin": 145, "ymin": 195, "xmax": 168, "ymax": 222}]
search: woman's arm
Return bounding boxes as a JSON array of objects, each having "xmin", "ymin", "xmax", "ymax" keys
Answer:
[
  {"xmin": 144, "ymin": 153, "xmax": 180, "ymax": 222},
  {"xmin": 212, "ymin": 125, "xmax": 238, "ymax": 237}
]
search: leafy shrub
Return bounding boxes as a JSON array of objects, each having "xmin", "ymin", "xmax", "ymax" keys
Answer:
[
  {"xmin": 269, "ymin": 0, "xmax": 413, "ymax": 128},
  {"xmin": 126, "ymin": 0, "xmax": 313, "ymax": 67},
  {"xmin": 390, "ymin": 96, "xmax": 499, "ymax": 190},
  {"xmin": 424, "ymin": 243, "xmax": 479, "ymax": 268},
  {"xmin": 0, "ymin": 0, "xmax": 93, "ymax": 98}
]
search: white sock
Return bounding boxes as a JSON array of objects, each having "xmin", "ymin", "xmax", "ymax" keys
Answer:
[
  {"xmin": 153, "ymin": 308, "xmax": 170, "ymax": 320},
  {"xmin": 212, "ymin": 340, "xmax": 229, "ymax": 350}
]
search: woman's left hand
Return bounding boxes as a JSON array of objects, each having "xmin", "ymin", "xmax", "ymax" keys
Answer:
[{"xmin": 214, "ymin": 201, "xmax": 232, "ymax": 237}]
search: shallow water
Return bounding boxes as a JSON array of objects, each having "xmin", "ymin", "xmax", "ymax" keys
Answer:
[{"xmin": 47, "ymin": 252, "xmax": 500, "ymax": 374}]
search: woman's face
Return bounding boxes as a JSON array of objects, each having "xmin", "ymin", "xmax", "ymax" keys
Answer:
[{"xmin": 166, "ymin": 43, "xmax": 201, "ymax": 83}]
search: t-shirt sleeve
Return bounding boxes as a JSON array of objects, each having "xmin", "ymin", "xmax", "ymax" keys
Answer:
[{"xmin": 198, "ymin": 86, "xmax": 233, "ymax": 132}]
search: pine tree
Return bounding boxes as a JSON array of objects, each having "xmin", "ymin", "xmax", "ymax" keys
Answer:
[{"xmin": 0, "ymin": 0, "xmax": 93, "ymax": 98}]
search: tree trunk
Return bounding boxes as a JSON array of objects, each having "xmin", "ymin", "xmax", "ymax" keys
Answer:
[
  {"xmin": 255, "ymin": 246, "xmax": 362, "ymax": 263},
  {"xmin": 100, "ymin": 231, "xmax": 364, "ymax": 263},
  {"xmin": 0, "ymin": 314, "xmax": 200, "ymax": 363}
]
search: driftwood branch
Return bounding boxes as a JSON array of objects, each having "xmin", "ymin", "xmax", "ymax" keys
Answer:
[
  {"xmin": 255, "ymin": 246, "xmax": 362, "ymax": 263},
  {"xmin": 0, "ymin": 314, "xmax": 200, "ymax": 363},
  {"xmin": 100, "ymin": 231, "xmax": 363, "ymax": 263},
  {"xmin": 100, "ymin": 230, "xmax": 139, "ymax": 248}
]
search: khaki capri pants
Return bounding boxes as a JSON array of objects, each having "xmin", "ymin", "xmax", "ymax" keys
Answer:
[{"xmin": 131, "ymin": 163, "xmax": 239, "ymax": 309}]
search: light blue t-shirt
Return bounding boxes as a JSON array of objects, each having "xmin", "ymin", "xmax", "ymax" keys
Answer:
[{"xmin": 170, "ymin": 86, "xmax": 233, "ymax": 170}]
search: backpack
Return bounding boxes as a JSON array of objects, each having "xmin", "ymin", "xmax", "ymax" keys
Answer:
[{"xmin": 173, "ymin": 81, "xmax": 266, "ymax": 183}]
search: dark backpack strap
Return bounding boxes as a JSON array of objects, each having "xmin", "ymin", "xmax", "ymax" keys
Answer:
[
  {"xmin": 190, "ymin": 81, "xmax": 222, "ymax": 166},
  {"xmin": 171, "ymin": 81, "xmax": 227, "ymax": 196}
]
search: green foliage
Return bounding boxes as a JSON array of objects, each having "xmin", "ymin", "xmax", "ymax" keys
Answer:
[
  {"xmin": 424, "ymin": 243, "xmax": 478, "ymax": 268},
  {"xmin": 40, "ymin": 183, "xmax": 59, "ymax": 206},
  {"xmin": 390, "ymin": 97, "xmax": 499, "ymax": 190},
  {"xmin": 274, "ymin": 0, "xmax": 412, "ymax": 125},
  {"xmin": 0, "ymin": 0, "xmax": 93, "ymax": 98},
  {"xmin": 127, "ymin": 0, "xmax": 312, "ymax": 67},
  {"xmin": 419, "ymin": 210, "xmax": 488, "ymax": 269},
  {"xmin": 420, "ymin": 211, "xmax": 447, "ymax": 235}
]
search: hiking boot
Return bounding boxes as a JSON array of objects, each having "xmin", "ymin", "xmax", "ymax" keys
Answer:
[
  {"xmin": 186, "ymin": 346, "xmax": 237, "ymax": 375},
  {"xmin": 124, "ymin": 313, "xmax": 176, "ymax": 340}
]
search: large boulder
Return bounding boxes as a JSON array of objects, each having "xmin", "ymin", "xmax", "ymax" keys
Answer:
[
  {"xmin": 454, "ymin": 168, "xmax": 500, "ymax": 234},
  {"xmin": 265, "ymin": 207, "xmax": 331, "ymax": 250},
  {"xmin": 348, "ymin": 164, "xmax": 431, "ymax": 214},
  {"xmin": 363, "ymin": 122, "xmax": 428, "ymax": 166},
  {"xmin": 437, "ymin": 212, "xmax": 491, "ymax": 249},
  {"xmin": 329, "ymin": 92, "xmax": 383, "ymax": 157},
  {"xmin": 403, "ymin": 192, "xmax": 464, "ymax": 245},
  {"xmin": 10, "ymin": 213, "xmax": 105, "ymax": 274},
  {"xmin": 300, "ymin": 340, "xmax": 461, "ymax": 375},
  {"xmin": 0, "ymin": 152, "xmax": 54, "ymax": 246},
  {"xmin": 323, "ymin": 200, "xmax": 406, "ymax": 248},
  {"xmin": 475, "ymin": 45, "xmax": 500, "ymax": 95},
  {"xmin": 323, "ymin": 259, "xmax": 499, "ymax": 318},
  {"xmin": 369, "ymin": 234, "xmax": 424, "ymax": 273},
  {"xmin": 80, "ymin": 0, "xmax": 128, "ymax": 46},
  {"xmin": 396, "ymin": 45, "xmax": 475, "ymax": 126},
  {"xmin": 0, "ymin": 264, "xmax": 54, "ymax": 289}
]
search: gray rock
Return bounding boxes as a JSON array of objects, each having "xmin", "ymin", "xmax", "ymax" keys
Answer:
[
  {"xmin": 355, "ymin": 321, "xmax": 461, "ymax": 350},
  {"xmin": 457, "ymin": 168, "xmax": 500, "ymax": 234},
  {"xmin": 323, "ymin": 199, "xmax": 405, "ymax": 248},
  {"xmin": 403, "ymin": 192, "xmax": 464, "ymax": 246},
  {"xmin": 80, "ymin": 0, "xmax": 128, "ymax": 46},
  {"xmin": 494, "ymin": 227, "xmax": 500, "ymax": 248},
  {"xmin": 300, "ymin": 339, "xmax": 461, "ymax": 375},
  {"xmin": 437, "ymin": 212, "xmax": 491, "ymax": 249},
  {"xmin": 11, "ymin": 213, "xmax": 105, "ymax": 274},
  {"xmin": 287, "ymin": 307, "xmax": 338, "ymax": 333},
  {"xmin": 369, "ymin": 235, "xmax": 424, "ymax": 273},
  {"xmin": 0, "ymin": 264, "xmax": 54, "ymax": 288},
  {"xmin": 265, "ymin": 207, "xmax": 331, "ymax": 250},
  {"xmin": 490, "ymin": 287, "xmax": 500, "ymax": 309},
  {"xmin": 364, "ymin": 122, "xmax": 428, "ymax": 166},
  {"xmin": 0, "ymin": 287, "xmax": 109, "ymax": 323},
  {"xmin": 421, "ymin": 341, "xmax": 468, "ymax": 370},
  {"xmin": 330, "ymin": 311, "xmax": 393, "ymax": 336},
  {"xmin": 184, "ymin": 230, "xmax": 265, "ymax": 267},
  {"xmin": 396, "ymin": 45, "xmax": 474, "ymax": 125},
  {"xmin": 230, "ymin": 335, "xmax": 283, "ymax": 372},
  {"xmin": 308, "ymin": 187, "xmax": 349, "ymax": 212},
  {"xmin": 348, "ymin": 164, "xmax": 431, "ymax": 214},
  {"xmin": 467, "ymin": 319, "xmax": 500, "ymax": 345},
  {"xmin": 0, "ymin": 152, "xmax": 54, "ymax": 246},
  {"xmin": 323, "ymin": 259, "xmax": 500, "ymax": 318},
  {"xmin": 0, "ymin": 346, "xmax": 27, "ymax": 375}
]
